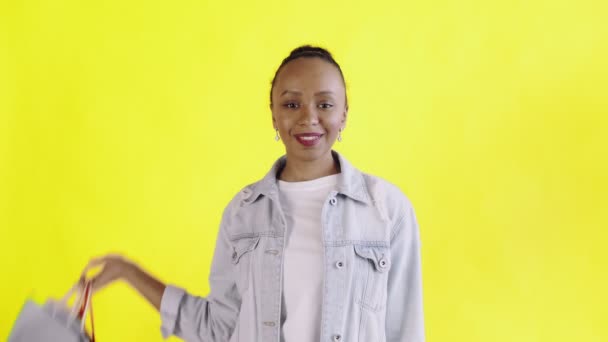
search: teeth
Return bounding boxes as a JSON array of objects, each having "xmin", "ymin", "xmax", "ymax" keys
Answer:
[{"xmin": 300, "ymin": 136, "xmax": 319, "ymax": 141}]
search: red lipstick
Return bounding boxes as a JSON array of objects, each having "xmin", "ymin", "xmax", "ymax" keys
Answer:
[{"xmin": 293, "ymin": 133, "xmax": 323, "ymax": 147}]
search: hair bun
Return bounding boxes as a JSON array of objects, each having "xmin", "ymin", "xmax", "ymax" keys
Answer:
[{"xmin": 289, "ymin": 45, "xmax": 333, "ymax": 59}]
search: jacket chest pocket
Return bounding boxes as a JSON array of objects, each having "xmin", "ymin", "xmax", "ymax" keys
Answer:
[
  {"xmin": 353, "ymin": 244, "xmax": 391, "ymax": 312},
  {"xmin": 231, "ymin": 236, "xmax": 261, "ymax": 293}
]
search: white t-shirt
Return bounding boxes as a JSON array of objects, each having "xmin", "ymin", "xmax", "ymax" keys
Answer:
[{"xmin": 278, "ymin": 173, "xmax": 339, "ymax": 342}]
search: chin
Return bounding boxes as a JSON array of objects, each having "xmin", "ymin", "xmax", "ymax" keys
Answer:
[{"xmin": 289, "ymin": 146, "xmax": 330, "ymax": 162}]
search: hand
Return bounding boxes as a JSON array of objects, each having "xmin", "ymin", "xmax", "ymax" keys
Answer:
[
  {"xmin": 79, "ymin": 254, "xmax": 135, "ymax": 293},
  {"xmin": 78, "ymin": 253, "xmax": 166, "ymax": 311}
]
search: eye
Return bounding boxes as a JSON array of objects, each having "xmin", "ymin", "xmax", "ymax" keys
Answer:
[
  {"xmin": 283, "ymin": 102, "xmax": 299, "ymax": 109},
  {"xmin": 319, "ymin": 103, "xmax": 334, "ymax": 109}
]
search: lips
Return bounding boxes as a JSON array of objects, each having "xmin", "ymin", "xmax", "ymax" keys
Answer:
[{"xmin": 293, "ymin": 132, "xmax": 324, "ymax": 147}]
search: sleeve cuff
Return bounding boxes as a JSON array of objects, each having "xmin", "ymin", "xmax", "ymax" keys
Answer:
[{"xmin": 160, "ymin": 285, "xmax": 186, "ymax": 339}]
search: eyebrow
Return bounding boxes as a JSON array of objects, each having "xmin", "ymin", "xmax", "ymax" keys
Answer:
[{"xmin": 280, "ymin": 90, "xmax": 335, "ymax": 96}]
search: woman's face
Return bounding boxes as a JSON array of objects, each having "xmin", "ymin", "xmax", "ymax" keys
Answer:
[{"xmin": 271, "ymin": 57, "xmax": 348, "ymax": 163}]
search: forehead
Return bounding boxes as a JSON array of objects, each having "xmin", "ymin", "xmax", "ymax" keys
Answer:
[{"xmin": 274, "ymin": 57, "xmax": 344, "ymax": 93}]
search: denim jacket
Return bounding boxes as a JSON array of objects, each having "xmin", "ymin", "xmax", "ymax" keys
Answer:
[{"xmin": 159, "ymin": 151, "xmax": 425, "ymax": 342}]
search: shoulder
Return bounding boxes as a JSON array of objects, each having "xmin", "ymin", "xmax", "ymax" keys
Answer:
[
  {"xmin": 221, "ymin": 178, "xmax": 266, "ymax": 219},
  {"xmin": 360, "ymin": 172, "xmax": 416, "ymax": 233},
  {"xmin": 361, "ymin": 172, "xmax": 413, "ymax": 209}
]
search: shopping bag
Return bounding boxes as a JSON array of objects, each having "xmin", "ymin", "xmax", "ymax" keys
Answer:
[{"xmin": 8, "ymin": 281, "xmax": 96, "ymax": 342}]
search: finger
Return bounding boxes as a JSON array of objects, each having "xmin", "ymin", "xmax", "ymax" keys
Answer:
[
  {"xmin": 81, "ymin": 256, "xmax": 109, "ymax": 278},
  {"xmin": 85, "ymin": 256, "xmax": 108, "ymax": 268},
  {"xmin": 89, "ymin": 267, "xmax": 120, "ymax": 293}
]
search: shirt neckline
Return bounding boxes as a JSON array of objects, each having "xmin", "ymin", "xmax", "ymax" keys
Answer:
[{"xmin": 278, "ymin": 173, "xmax": 340, "ymax": 191}]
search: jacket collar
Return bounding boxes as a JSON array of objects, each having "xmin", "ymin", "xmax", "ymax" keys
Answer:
[{"xmin": 247, "ymin": 150, "xmax": 371, "ymax": 205}]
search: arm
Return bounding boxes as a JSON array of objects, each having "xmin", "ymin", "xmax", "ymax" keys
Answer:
[
  {"xmin": 124, "ymin": 263, "xmax": 166, "ymax": 311},
  {"xmin": 81, "ymin": 214, "xmax": 240, "ymax": 341},
  {"xmin": 159, "ymin": 219, "xmax": 240, "ymax": 341},
  {"xmin": 386, "ymin": 202, "xmax": 425, "ymax": 342}
]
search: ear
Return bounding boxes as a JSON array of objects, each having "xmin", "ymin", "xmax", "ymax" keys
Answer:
[
  {"xmin": 341, "ymin": 106, "xmax": 348, "ymax": 125},
  {"xmin": 272, "ymin": 115, "xmax": 277, "ymax": 129}
]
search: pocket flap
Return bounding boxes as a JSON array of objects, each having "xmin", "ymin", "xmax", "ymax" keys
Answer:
[
  {"xmin": 231, "ymin": 236, "xmax": 261, "ymax": 264},
  {"xmin": 354, "ymin": 244, "xmax": 391, "ymax": 273}
]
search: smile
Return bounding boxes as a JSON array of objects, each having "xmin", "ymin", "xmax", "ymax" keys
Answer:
[{"xmin": 294, "ymin": 133, "xmax": 323, "ymax": 147}]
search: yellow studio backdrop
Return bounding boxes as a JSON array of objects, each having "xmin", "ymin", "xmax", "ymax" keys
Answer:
[{"xmin": 1, "ymin": 0, "xmax": 606, "ymax": 341}]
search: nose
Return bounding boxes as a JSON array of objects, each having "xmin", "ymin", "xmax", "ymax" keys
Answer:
[{"xmin": 297, "ymin": 104, "xmax": 319, "ymax": 126}]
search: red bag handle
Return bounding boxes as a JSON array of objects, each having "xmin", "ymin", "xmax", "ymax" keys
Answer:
[{"xmin": 78, "ymin": 282, "xmax": 96, "ymax": 342}]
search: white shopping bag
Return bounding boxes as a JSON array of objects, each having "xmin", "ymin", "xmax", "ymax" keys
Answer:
[{"xmin": 8, "ymin": 281, "xmax": 96, "ymax": 342}]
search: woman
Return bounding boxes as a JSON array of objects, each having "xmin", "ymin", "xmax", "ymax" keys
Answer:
[{"xmin": 80, "ymin": 45, "xmax": 425, "ymax": 342}]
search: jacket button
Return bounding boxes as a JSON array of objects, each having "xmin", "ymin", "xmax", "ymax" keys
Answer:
[
  {"xmin": 333, "ymin": 334, "xmax": 342, "ymax": 341},
  {"xmin": 329, "ymin": 197, "xmax": 337, "ymax": 205},
  {"xmin": 379, "ymin": 258, "xmax": 388, "ymax": 268},
  {"xmin": 335, "ymin": 261, "xmax": 344, "ymax": 269}
]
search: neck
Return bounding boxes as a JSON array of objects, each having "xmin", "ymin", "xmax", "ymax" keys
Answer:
[{"xmin": 279, "ymin": 151, "xmax": 340, "ymax": 182}]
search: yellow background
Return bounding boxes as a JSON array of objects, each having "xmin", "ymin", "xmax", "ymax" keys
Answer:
[{"xmin": 1, "ymin": 0, "xmax": 606, "ymax": 341}]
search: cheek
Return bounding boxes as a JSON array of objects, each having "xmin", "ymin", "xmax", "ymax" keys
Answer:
[
  {"xmin": 273, "ymin": 113, "xmax": 289, "ymax": 127},
  {"xmin": 323, "ymin": 116, "xmax": 343, "ymax": 131},
  {"xmin": 276, "ymin": 117, "xmax": 296, "ymax": 136}
]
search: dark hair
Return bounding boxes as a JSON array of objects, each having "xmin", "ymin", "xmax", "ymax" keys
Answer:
[{"xmin": 269, "ymin": 45, "xmax": 348, "ymax": 109}]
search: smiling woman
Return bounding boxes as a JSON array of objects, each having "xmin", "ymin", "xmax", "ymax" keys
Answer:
[{"xmin": 78, "ymin": 45, "xmax": 424, "ymax": 342}]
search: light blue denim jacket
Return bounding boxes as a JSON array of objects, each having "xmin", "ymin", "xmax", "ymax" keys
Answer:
[{"xmin": 159, "ymin": 151, "xmax": 425, "ymax": 342}]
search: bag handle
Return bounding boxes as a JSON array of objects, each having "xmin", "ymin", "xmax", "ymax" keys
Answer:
[
  {"xmin": 67, "ymin": 283, "xmax": 87, "ymax": 328},
  {"xmin": 78, "ymin": 281, "xmax": 96, "ymax": 342},
  {"xmin": 54, "ymin": 281, "xmax": 96, "ymax": 341},
  {"xmin": 51, "ymin": 283, "xmax": 83, "ymax": 324}
]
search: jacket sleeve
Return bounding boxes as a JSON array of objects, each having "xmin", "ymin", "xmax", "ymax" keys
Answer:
[
  {"xmin": 386, "ymin": 201, "xmax": 425, "ymax": 342},
  {"xmin": 159, "ymin": 209, "xmax": 240, "ymax": 341}
]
